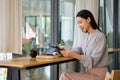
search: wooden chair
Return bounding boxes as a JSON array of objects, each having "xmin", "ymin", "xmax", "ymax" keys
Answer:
[
  {"xmin": 111, "ymin": 70, "xmax": 120, "ymax": 80},
  {"xmin": 105, "ymin": 70, "xmax": 120, "ymax": 80}
]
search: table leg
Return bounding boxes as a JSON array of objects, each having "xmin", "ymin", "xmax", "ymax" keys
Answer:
[
  {"xmin": 50, "ymin": 64, "xmax": 59, "ymax": 80},
  {"xmin": 7, "ymin": 67, "xmax": 21, "ymax": 80},
  {"xmin": 74, "ymin": 60, "xmax": 80, "ymax": 72}
]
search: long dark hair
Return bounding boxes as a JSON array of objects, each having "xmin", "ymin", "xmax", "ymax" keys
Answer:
[{"xmin": 76, "ymin": 9, "xmax": 101, "ymax": 31}]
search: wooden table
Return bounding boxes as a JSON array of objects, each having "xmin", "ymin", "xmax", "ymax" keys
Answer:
[
  {"xmin": 0, "ymin": 57, "xmax": 76, "ymax": 80},
  {"xmin": 108, "ymin": 48, "xmax": 120, "ymax": 70},
  {"xmin": 108, "ymin": 48, "xmax": 120, "ymax": 54},
  {"xmin": 0, "ymin": 48, "xmax": 119, "ymax": 80}
]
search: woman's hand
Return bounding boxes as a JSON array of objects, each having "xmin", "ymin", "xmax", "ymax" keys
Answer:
[
  {"xmin": 61, "ymin": 51, "xmax": 82, "ymax": 60},
  {"xmin": 60, "ymin": 51, "xmax": 71, "ymax": 58}
]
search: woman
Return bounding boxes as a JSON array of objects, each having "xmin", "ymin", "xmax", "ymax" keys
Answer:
[{"xmin": 59, "ymin": 10, "xmax": 109, "ymax": 80}]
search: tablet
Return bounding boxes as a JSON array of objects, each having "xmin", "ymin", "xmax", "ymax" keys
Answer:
[{"xmin": 47, "ymin": 47, "xmax": 57, "ymax": 54}]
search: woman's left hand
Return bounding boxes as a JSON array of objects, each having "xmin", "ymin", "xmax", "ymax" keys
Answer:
[{"xmin": 60, "ymin": 51, "xmax": 71, "ymax": 57}]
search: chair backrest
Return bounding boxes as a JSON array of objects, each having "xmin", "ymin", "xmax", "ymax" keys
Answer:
[{"xmin": 111, "ymin": 70, "xmax": 120, "ymax": 80}]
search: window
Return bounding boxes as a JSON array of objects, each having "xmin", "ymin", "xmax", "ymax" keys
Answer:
[
  {"xmin": 99, "ymin": 0, "xmax": 113, "ymax": 48},
  {"xmin": 22, "ymin": 0, "xmax": 51, "ymax": 55},
  {"xmin": 22, "ymin": 0, "xmax": 75, "ymax": 80},
  {"xmin": 99, "ymin": 0, "xmax": 120, "ymax": 71},
  {"xmin": 59, "ymin": 0, "xmax": 75, "ymax": 75},
  {"xmin": 22, "ymin": 0, "xmax": 51, "ymax": 80}
]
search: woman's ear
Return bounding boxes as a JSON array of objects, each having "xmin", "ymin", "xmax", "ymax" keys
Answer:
[{"xmin": 87, "ymin": 17, "xmax": 91, "ymax": 23}]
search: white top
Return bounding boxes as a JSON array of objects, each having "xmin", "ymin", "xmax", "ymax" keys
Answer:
[{"xmin": 71, "ymin": 29, "xmax": 109, "ymax": 70}]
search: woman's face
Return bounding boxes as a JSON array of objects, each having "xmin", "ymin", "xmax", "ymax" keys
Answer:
[{"xmin": 76, "ymin": 17, "xmax": 91, "ymax": 33}]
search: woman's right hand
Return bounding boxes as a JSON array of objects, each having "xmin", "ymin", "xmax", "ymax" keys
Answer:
[{"xmin": 60, "ymin": 50, "xmax": 82, "ymax": 60}]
